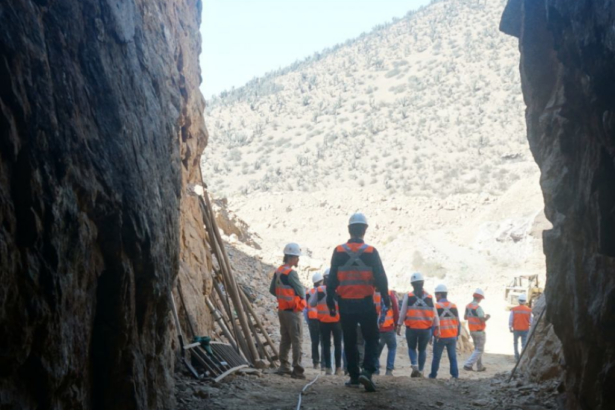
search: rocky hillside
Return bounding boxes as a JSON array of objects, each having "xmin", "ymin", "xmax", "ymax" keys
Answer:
[{"xmin": 202, "ymin": 0, "xmax": 534, "ymax": 199}]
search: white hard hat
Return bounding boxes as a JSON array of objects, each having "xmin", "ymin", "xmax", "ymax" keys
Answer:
[
  {"xmin": 410, "ymin": 272, "xmax": 424, "ymax": 283},
  {"xmin": 435, "ymin": 284, "xmax": 448, "ymax": 293},
  {"xmin": 323, "ymin": 268, "xmax": 331, "ymax": 277},
  {"xmin": 518, "ymin": 294, "xmax": 527, "ymax": 302},
  {"xmin": 312, "ymin": 272, "xmax": 324, "ymax": 284},
  {"xmin": 473, "ymin": 288, "xmax": 485, "ymax": 298},
  {"xmin": 283, "ymin": 242, "xmax": 302, "ymax": 256},
  {"xmin": 348, "ymin": 213, "xmax": 368, "ymax": 226}
]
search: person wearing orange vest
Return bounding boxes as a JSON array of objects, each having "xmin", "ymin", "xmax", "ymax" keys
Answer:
[
  {"xmin": 509, "ymin": 293, "xmax": 533, "ymax": 361},
  {"xmin": 308, "ymin": 269, "xmax": 343, "ymax": 375},
  {"xmin": 269, "ymin": 243, "xmax": 306, "ymax": 379},
  {"xmin": 428, "ymin": 284, "xmax": 460, "ymax": 379},
  {"xmin": 374, "ymin": 290, "xmax": 399, "ymax": 376},
  {"xmin": 327, "ymin": 213, "xmax": 389, "ymax": 392},
  {"xmin": 463, "ymin": 288, "xmax": 490, "ymax": 372},
  {"xmin": 396, "ymin": 272, "xmax": 439, "ymax": 378},
  {"xmin": 306, "ymin": 272, "xmax": 325, "ymax": 370}
]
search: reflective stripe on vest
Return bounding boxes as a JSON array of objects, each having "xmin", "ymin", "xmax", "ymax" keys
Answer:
[
  {"xmin": 374, "ymin": 292, "xmax": 395, "ymax": 328},
  {"xmin": 275, "ymin": 265, "xmax": 303, "ymax": 311},
  {"xmin": 512, "ymin": 305, "xmax": 532, "ymax": 331},
  {"xmin": 436, "ymin": 301, "xmax": 459, "ymax": 338},
  {"xmin": 336, "ymin": 243, "xmax": 375, "ymax": 299},
  {"xmin": 306, "ymin": 288, "xmax": 319, "ymax": 319},
  {"xmin": 465, "ymin": 302, "xmax": 486, "ymax": 331},
  {"xmin": 404, "ymin": 292, "xmax": 435, "ymax": 329},
  {"xmin": 316, "ymin": 285, "xmax": 339, "ymax": 323}
]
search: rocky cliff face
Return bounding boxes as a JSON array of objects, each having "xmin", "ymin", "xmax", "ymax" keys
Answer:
[
  {"xmin": 0, "ymin": 0, "xmax": 208, "ymax": 409},
  {"xmin": 501, "ymin": 1, "xmax": 615, "ymax": 409}
]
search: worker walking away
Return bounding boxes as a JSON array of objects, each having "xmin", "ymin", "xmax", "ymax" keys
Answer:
[
  {"xmin": 306, "ymin": 272, "xmax": 324, "ymax": 370},
  {"xmin": 510, "ymin": 294, "xmax": 533, "ymax": 361},
  {"xmin": 309, "ymin": 269, "xmax": 343, "ymax": 375},
  {"xmin": 463, "ymin": 288, "xmax": 490, "ymax": 372},
  {"xmin": 327, "ymin": 213, "xmax": 389, "ymax": 392},
  {"xmin": 397, "ymin": 272, "xmax": 439, "ymax": 377},
  {"xmin": 374, "ymin": 290, "xmax": 399, "ymax": 376},
  {"xmin": 429, "ymin": 284, "xmax": 460, "ymax": 379},
  {"xmin": 269, "ymin": 243, "xmax": 306, "ymax": 379}
]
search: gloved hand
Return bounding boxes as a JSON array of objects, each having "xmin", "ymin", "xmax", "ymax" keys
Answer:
[
  {"xmin": 509, "ymin": 327, "xmax": 514, "ymax": 333},
  {"xmin": 396, "ymin": 325, "xmax": 402, "ymax": 336}
]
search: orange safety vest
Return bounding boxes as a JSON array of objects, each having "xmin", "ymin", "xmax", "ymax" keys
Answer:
[
  {"xmin": 404, "ymin": 291, "xmax": 435, "ymax": 329},
  {"xmin": 316, "ymin": 286, "xmax": 340, "ymax": 323},
  {"xmin": 336, "ymin": 243, "xmax": 376, "ymax": 299},
  {"xmin": 511, "ymin": 305, "xmax": 532, "ymax": 331},
  {"xmin": 465, "ymin": 302, "xmax": 486, "ymax": 332},
  {"xmin": 374, "ymin": 291, "xmax": 395, "ymax": 329},
  {"xmin": 274, "ymin": 265, "xmax": 305, "ymax": 312},
  {"xmin": 306, "ymin": 288, "xmax": 319, "ymax": 319},
  {"xmin": 436, "ymin": 301, "xmax": 459, "ymax": 338}
]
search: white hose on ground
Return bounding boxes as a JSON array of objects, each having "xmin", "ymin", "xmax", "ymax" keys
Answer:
[{"xmin": 296, "ymin": 374, "xmax": 320, "ymax": 410}]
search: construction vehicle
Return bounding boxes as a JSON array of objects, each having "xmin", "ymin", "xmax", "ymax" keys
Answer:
[{"xmin": 504, "ymin": 274, "xmax": 543, "ymax": 308}]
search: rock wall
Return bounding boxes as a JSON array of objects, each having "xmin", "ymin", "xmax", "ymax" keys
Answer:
[
  {"xmin": 0, "ymin": 0, "xmax": 208, "ymax": 409},
  {"xmin": 501, "ymin": 1, "xmax": 615, "ymax": 409}
]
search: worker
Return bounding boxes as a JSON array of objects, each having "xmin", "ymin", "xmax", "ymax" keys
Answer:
[
  {"xmin": 308, "ymin": 269, "xmax": 343, "ymax": 375},
  {"xmin": 397, "ymin": 272, "xmax": 439, "ymax": 377},
  {"xmin": 269, "ymin": 243, "xmax": 306, "ymax": 379},
  {"xmin": 463, "ymin": 288, "xmax": 490, "ymax": 372},
  {"xmin": 428, "ymin": 284, "xmax": 460, "ymax": 379},
  {"xmin": 327, "ymin": 213, "xmax": 389, "ymax": 392},
  {"xmin": 306, "ymin": 272, "xmax": 324, "ymax": 370},
  {"xmin": 510, "ymin": 294, "xmax": 533, "ymax": 361},
  {"xmin": 374, "ymin": 290, "xmax": 399, "ymax": 376}
]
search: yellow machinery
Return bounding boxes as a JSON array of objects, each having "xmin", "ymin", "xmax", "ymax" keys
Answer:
[{"xmin": 504, "ymin": 274, "xmax": 543, "ymax": 308}]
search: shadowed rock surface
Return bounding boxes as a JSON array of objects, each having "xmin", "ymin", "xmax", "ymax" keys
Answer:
[
  {"xmin": 0, "ymin": 0, "xmax": 207, "ymax": 409},
  {"xmin": 502, "ymin": 1, "xmax": 615, "ymax": 408}
]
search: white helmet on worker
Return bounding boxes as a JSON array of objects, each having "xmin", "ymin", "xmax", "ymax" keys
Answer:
[
  {"xmin": 348, "ymin": 212, "xmax": 368, "ymax": 226},
  {"xmin": 283, "ymin": 242, "xmax": 302, "ymax": 256},
  {"xmin": 410, "ymin": 272, "xmax": 424, "ymax": 283},
  {"xmin": 323, "ymin": 268, "xmax": 331, "ymax": 277},
  {"xmin": 435, "ymin": 284, "xmax": 448, "ymax": 293},
  {"xmin": 473, "ymin": 288, "xmax": 485, "ymax": 299},
  {"xmin": 518, "ymin": 294, "xmax": 527, "ymax": 303},
  {"xmin": 312, "ymin": 272, "xmax": 323, "ymax": 284}
]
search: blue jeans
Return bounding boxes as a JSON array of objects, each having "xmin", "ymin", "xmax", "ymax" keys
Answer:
[
  {"xmin": 513, "ymin": 330, "xmax": 529, "ymax": 361},
  {"xmin": 376, "ymin": 330, "xmax": 397, "ymax": 371},
  {"xmin": 405, "ymin": 328, "xmax": 431, "ymax": 371},
  {"xmin": 429, "ymin": 337, "xmax": 458, "ymax": 378}
]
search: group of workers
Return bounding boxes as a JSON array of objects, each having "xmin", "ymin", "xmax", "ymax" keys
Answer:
[{"xmin": 269, "ymin": 213, "xmax": 534, "ymax": 391}]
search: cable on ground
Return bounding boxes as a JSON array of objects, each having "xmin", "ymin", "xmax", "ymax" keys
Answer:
[{"xmin": 296, "ymin": 374, "xmax": 320, "ymax": 410}]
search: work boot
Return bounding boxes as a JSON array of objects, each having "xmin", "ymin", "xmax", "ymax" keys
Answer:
[
  {"xmin": 358, "ymin": 371, "xmax": 377, "ymax": 392},
  {"xmin": 410, "ymin": 369, "xmax": 421, "ymax": 378},
  {"xmin": 313, "ymin": 363, "xmax": 319, "ymax": 370},
  {"xmin": 291, "ymin": 365, "xmax": 306, "ymax": 379},
  {"xmin": 463, "ymin": 365, "xmax": 473, "ymax": 371},
  {"xmin": 325, "ymin": 368, "xmax": 333, "ymax": 375},
  {"xmin": 476, "ymin": 366, "xmax": 487, "ymax": 372},
  {"xmin": 345, "ymin": 378, "xmax": 360, "ymax": 388},
  {"xmin": 385, "ymin": 369, "xmax": 393, "ymax": 376},
  {"xmin": 274, "ymin": 367, "xmax": 292, "ymax": 376},
  {"xmin": 335, "ymin": 368, "xmax": 343, "ymax": 376}
]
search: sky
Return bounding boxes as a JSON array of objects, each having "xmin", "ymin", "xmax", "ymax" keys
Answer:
[{"xmin": 199, "ymin": 0, "xmax": 432, "ymax": 98}]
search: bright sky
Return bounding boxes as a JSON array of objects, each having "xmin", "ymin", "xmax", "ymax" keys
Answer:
[{"xmin": 200, "ymin": 0, "xmax": 432, "ymax": 98}]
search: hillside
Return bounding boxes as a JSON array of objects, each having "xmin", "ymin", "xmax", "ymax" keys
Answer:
[{"xmin": 201, "ymin": 0, "xmax": 534, "ymax": 199}]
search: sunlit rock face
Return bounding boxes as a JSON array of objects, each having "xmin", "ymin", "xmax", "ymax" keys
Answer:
[
  {"xmin": 501, "ymin": 1, "xmax": 615, "ymax": 409},
  {"xmin": 0, "ymin": 0, "xmax": 207, "ymax": 409}
]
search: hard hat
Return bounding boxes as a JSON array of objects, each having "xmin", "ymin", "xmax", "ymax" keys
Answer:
[
  {"xmin": 410, "ymin": 272, "xmax": 424, "ymax": 283},
  {"xmin": 283, "ymin": 242, "xmax": 302, "ymax": 256},
  {"xmin": 473, "ymin": 288, "xmax": 485, "ymax": 298},
  {"xmin": 518, "ymin": 294, "xmax": 527, "ymax": 302},
  {"xmin": 323, "ymin": 268, "xmax": 331, "ymax": 277},
  {"xmin": 312, "ymin": 272, "xmax": 323, "ymax": 284},
  {"xmin": 348, "ymin": 213, "xmax": 368, "ymax": 226},
  {"xmin": 435, "ymin": 284, "xmax": 448, "ymax": 293}
]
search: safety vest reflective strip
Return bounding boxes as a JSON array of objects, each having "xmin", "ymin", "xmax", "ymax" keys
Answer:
[
  {"xmin": 316, "ymin": 286, "xmax": 339, "ymax": 323},
  {"xmin": 436, "ymin": 301, "xmax": 459, "ymax": 338},
  {"xmin": 275, "ymin": 266, "xmax": 302, "ymax": 311},
  {"xmin": 404, "ymin": 292, "xmax": 435, "ymax": 329},
  {"xmin": 374, "ymin": 292, "xmax": 395, "ymax": 328},
  {"xmin": 465, "ymin": 302, "xmax": 486, "ymax": 331},
  {"xmin": 306, "ymin": 288, "xmax": 319, "ymax": 319},
  {"xmin": 511, "ymin": 305, "xmax": 532, "ymax": 331},
  {"xmin": 336, "ymin": 243, "xmax": 375, "ymax": 299}
]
